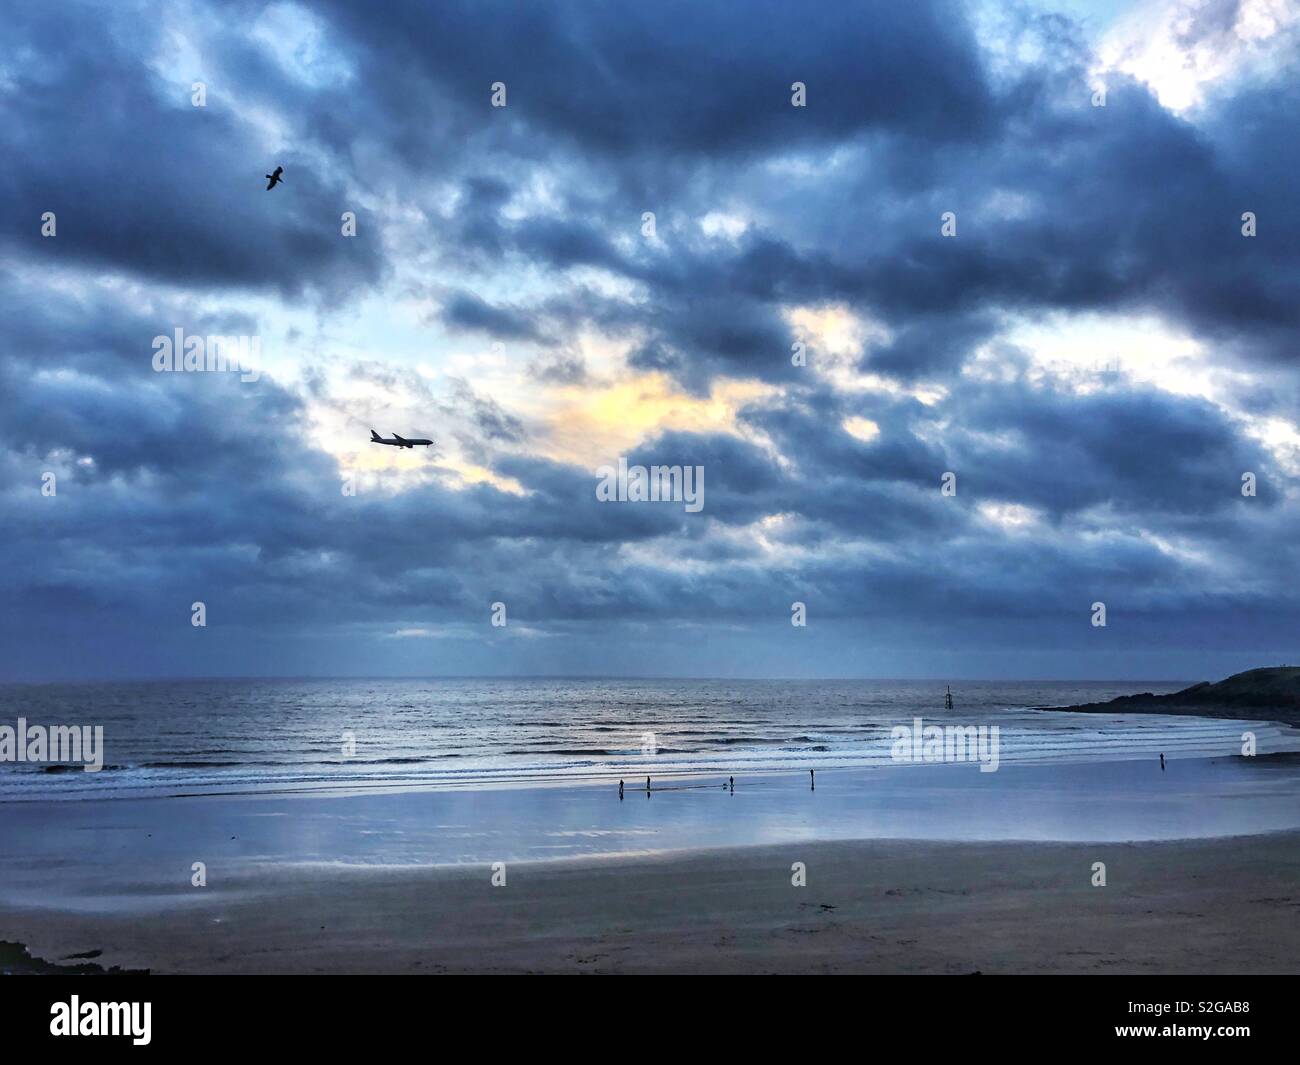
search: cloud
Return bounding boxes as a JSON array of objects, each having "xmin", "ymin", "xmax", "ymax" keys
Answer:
[
  {"xmin": 1097, "ymin": 0, "xmax": 1300, "ymax": 111},
  {"xmin": 1, "ymin": 0, "xmax": 1297, "ymax": 679}
]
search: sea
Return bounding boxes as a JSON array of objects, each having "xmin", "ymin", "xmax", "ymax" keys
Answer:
[{"xmin": 3, "ymin": 677, "xmax": 1298, "ymax": 802}]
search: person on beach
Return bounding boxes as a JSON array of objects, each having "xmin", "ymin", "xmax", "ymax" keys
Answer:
[
  {"xmin": 810, "ymin": 769, "xmax": 815, "ymax": 789},
  {"xmin": 646, "ymin": 775, "xmax": 651, "ymax": 794},
  {"xmin": 1160, "ymin": 753, "xmax": 1165, "ymax": 771},
  {"xmin": 729, "ymin": 776, "xmax": 734, "ymax": 792},
  {"xmin": 619, "ymin": 779, "xmax": 624, "ymax": 800}
]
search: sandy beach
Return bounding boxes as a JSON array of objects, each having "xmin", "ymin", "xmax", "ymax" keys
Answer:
[
  {"xmin": 3, "ymin": 832, "xmax": 1299, "ymax": 974},
  {"xmin": 3, "ymin": 756, "xmax": 1300, "ymax": 974}
]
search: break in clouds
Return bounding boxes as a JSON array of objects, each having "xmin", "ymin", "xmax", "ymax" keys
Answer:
[{"xmin": 1, "ymin": 0, "xmax": 1298, "ymax": 680}]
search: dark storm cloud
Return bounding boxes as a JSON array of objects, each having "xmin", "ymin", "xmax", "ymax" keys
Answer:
[
  {"xmin": 953, "ymin": 382, "xmax": 1280, "ymax": 518},
  {"xmin": 440, "ymin": 291, "xmax": 548, "ymax": 342},
  {"xmin": 312, "ymin": 0, "xmax": 997, "ymax": 157}
]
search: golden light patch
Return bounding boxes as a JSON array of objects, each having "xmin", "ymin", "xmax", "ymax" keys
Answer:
[
  {"xmin": 783, "ymin": 303, "xmax": 941, "ymax": 403},
  {"xmin": 542, "ymin": 372, "xmax": 775, "ymax": 467},
  {"xmin": 786, "ymin": 304, "xmax": 873, "ymax": 357},
  {"xmin": 442, "ymin": 460, "xmax": 527, "ymax": 495},
  {"xmin": 331, "ymin": 448, "xmax": 526, "ymax": 495},
  {"xmin": 842, "ymin": 416, "xmax": 880, "ymax": 443}
]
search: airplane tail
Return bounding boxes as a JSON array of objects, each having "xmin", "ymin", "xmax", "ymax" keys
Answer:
[{"xmin": 370, "ymin": 429, "xmax": 381, "ymax": 442}]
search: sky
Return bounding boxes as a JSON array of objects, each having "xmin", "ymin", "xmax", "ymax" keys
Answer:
[{"xmin": 1, "ymin": 0, "xmax": 1298, "ymax": 682}]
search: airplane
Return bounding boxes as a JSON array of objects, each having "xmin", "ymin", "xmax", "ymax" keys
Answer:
[
  {"xmin": 370, "ymin": 429, "xmax": 433, "ymax": 449},
  {"xmin": 265, "ymin": 166, "xmax": 284, "ymax": 190}
]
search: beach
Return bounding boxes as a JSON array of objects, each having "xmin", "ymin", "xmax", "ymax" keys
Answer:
[
  {"xmin": 3, "ymin": 755, "xmax": 1300, "ymax": 974},
  {"xmin": 4, "ymin": 832, "xmax": 1299, "ymax": 975}
]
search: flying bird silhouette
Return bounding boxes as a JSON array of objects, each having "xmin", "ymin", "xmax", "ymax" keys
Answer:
[{"xmin": 265, "ymin": 166, "xmax": 284, "ymax": 191}]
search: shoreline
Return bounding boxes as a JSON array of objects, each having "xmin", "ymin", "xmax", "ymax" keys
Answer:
[
  {"xmin": 6, "ymin": 747, "xmax": 1300, "ymax": 807},
  {"xmin": 1037, "ymin": 700, "xmax": 1300, "ymax": 729}
]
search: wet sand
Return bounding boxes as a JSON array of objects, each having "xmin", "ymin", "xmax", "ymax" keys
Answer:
[
  {"xmin": 4, "ymin": 755, "xmax": 1300, "ymax": 974},
  {"xmin": 3, "ymin": 832, "xmax": 1299, "ymax": 974}
]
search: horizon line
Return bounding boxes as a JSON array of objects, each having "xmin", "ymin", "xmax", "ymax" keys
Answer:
[{"xmin": 0, "ymin": 673, "xmax": 1201, "ymax": 687}]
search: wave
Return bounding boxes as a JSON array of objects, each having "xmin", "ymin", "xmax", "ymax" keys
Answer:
[
  {"xmin": 41, "ymin": 763, "xmax": 124, "ymax": 774},
  {"xmin": 503, "ymin": 747, "xmax": 691, "ymax": 757},
  {"xmin": 4, "ymin": 685, "xmax": 1300, "ymax": 802}
]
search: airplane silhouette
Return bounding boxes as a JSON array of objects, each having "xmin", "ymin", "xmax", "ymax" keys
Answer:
[
  {"xmin": 265, "ymin": 166, "xmax": 284, "ymax": 190},
  {"xmin": 370, "ymin": 429, "xmax": 433, "ymax": 449}
]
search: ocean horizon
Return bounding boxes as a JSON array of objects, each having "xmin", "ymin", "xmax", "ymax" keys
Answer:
[{"xmin": 5, "ymin": 677, "xmax": 1298, "ymax": 802}]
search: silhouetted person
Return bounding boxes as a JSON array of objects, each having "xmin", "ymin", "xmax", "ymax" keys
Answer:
[
  {"xmin": 265, "ymin": 166, "xmax": 284, "ymax": 190},
  {"xmin": 1160, "ymin": 753, "xmax": 1165, "ymax": 771},
  {"xmin": 729, "ymin": 776, "xmax": 734, "ymax": 792},
  {"xmin": 619, "ymin": 779, "xmax": 624, "ymax": 800},
  {"xmin": 810, "ymin": 769, "xmax": 815, "ymax": 790},
  {"xmin": 646, "ymin": 775, "xmax": 651, "ymax": 792}
]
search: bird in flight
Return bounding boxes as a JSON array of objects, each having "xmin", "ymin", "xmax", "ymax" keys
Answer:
[
  {"xmin": 265, "ymin": 166, "xmax": 284, "ymax": 191},
  {"xmin": 370, "ymin": 429, "xmax": 433, "ymax": 449}
]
